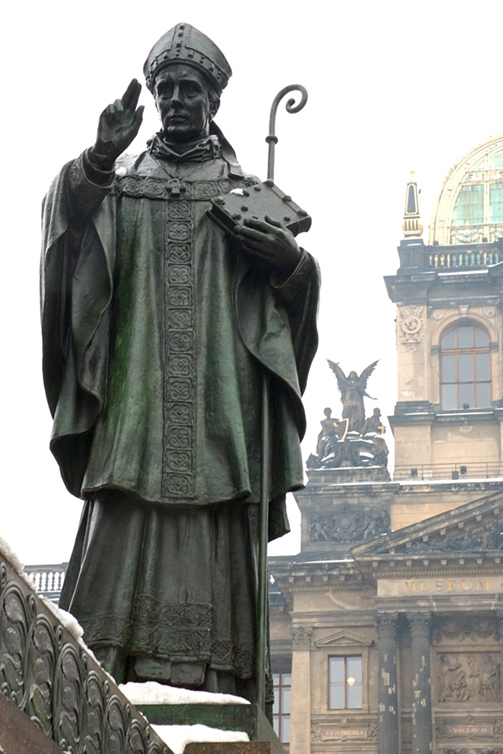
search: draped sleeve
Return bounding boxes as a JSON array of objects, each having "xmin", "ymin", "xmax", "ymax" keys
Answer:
[{"xmin": 41, "ymin": 153, "xmax": 116, "ymax": 496}]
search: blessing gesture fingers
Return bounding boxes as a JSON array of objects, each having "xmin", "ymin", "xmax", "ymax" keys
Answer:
[
  {"xmin": 92, "ymin": 79, "xmax": 145, "ymax": 168},
  {"xmin": 236, "ymin": 215, "xmax": 302, "ymax": 276}
]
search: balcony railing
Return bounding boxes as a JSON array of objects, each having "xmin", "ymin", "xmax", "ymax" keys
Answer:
[
  {"xmin": 429, "ymin": 250, "xmax": 501, "ymax": 269},
  {"xmin": 393, "ymin": 462, "xmax": 503, "ymax": 481},
  {"xmin": 24, "ymin": 563, "xmax": 67, "ymax": 602}
]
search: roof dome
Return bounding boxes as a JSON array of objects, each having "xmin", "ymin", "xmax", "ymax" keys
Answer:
[{"xmin": 428, "ymin": 134, "xmax": 503, "ymax": 245}]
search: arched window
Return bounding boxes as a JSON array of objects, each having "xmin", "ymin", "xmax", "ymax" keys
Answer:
[{"xmin": 441, "ymin": 324, "xmax": 491, "ymax": 410}]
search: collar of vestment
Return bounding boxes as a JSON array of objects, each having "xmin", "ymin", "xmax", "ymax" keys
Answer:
[{"xmin": 149, "ymin": 133, "xmax": 223, "ymax": 163}]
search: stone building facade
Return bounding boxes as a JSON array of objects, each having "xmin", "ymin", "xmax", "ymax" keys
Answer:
[{"xmin": 269, "ymin": 135, "xmax": 503, "ymax": 754}]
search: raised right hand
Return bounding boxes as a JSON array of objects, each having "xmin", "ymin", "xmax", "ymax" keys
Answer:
[{"xmin": 91, "ymin": 79, "xmax": 144, "ymax": 168}]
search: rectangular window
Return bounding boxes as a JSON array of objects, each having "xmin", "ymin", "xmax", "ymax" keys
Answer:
[
  {"xmin": 490, "ymin": 183, "xmax": 503, "ymax": 222},
  {"xmin": 273, "ymin": 665, "xmax": 291, "ymax": 743},
  {"xmin": 476, "ymin": 381, "xmax": 491, "ymax": 407},
  {"xmin": 328, "ymin": 656, "xmax": 362, "ymax": 709},
  {"xmin": 442, "ymin": 383, "xmax": 457, "ymax": 410},
  {"xmin": 458, "ymin": 353, "xmax": 474, "ymax": 382},
  {"xmin": 459, "ymin": 382, "xmax": 474, "ymax": 408},
  {"xmin": 476, "ymin": 352, "xmax": 490, "ymax": 381}
]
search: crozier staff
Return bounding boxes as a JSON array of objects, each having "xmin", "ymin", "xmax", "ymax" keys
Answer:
[{"xmin": 41, "ymin": 23, "xmax": 319, "ymax": 707}]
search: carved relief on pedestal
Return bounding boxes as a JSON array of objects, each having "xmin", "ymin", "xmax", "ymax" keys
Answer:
[
  {"xmin": 398, "ymin": 305, "xmax": 424, "ymax": 351},
  {"xmin": 308, "ymin": 505, "xmax": 390, "ymax": 545},
  {"xmin": 436, "ymin": 652, "xmax": 501, "ymax": 703}
]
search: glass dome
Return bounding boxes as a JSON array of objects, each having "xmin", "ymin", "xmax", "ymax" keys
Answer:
[{"xmin": 429, "ymin": 135, "xmax": 503, "ymax": 245}]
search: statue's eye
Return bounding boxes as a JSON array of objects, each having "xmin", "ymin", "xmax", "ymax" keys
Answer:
[
  {"xmin": 157, "ymin": 84, "xmax": 173, "ymax": 97},
  {"xmin": 185, "ymin": 83, "xmax": 200, "ymax": 95}
]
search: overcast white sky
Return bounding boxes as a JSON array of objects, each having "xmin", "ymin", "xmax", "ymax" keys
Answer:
[{"xmin": 2, "ymin": 0, "xmax": 502, "ymax": 563}]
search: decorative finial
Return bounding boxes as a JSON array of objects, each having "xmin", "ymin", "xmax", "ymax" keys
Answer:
[{"xmin": 402, "ymin": 171, "xmax": 423, "ymax": 238}]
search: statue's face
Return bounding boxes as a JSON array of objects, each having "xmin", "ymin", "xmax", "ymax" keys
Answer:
[{"xmin": 154, "ymin": 63, "xmax": 215, "ymax": 143}]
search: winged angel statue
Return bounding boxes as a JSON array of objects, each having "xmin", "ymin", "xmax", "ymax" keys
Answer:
[{"xmin": 327, "ymin": 360, "xmax": 378, "ymax": 433}]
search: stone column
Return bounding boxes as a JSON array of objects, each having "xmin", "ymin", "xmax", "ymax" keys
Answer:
[
  {"xmin": 407, "ymin": 612, "xmax": 433, "ymax": 754},
  {"xmin": 496, "ymin": 610, "xmax": 503, "ymax": 689},
  {"xmin": 376, "ymin": 612, "xmax": 399, "ymax": 754},
  {"xmin": 290, "ymin": 626, "xmax": 313, "ymax": 754}
]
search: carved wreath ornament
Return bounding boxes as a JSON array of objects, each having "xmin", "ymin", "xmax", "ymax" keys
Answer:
[{"xmin": 398, "ymin": 305, "xmax": 424, "ymax": 351}]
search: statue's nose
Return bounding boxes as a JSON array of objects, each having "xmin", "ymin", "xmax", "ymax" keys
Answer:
[{"xmin": 171, "ymin": 84, "xmax": 182, "ymax": 104}]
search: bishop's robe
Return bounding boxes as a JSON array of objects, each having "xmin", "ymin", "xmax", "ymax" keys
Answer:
[{"xmin": 41, "ymin": 134, "xmax": 319, "ymax": 695}]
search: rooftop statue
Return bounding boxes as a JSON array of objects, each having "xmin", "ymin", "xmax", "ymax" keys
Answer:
[
  {"xmin": 41, "ymin": 23, "xmax": 319, "ymax": 710},
  {"xmin": 361, "ymin": 407, "xmax": 386, "ymax": 437},
  {"xmin": 327, "ymin": 359, "xmax": 378, "ymax": 433},
  {"xmin": 315, "ymin": 407, "xmax": 341, "ymax": 458}
]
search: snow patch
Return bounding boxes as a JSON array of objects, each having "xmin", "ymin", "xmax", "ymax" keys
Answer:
[
  {"xmin": 0, "ymin": 535, "xmax": 38, "ymax": 590},
  {"xmin": 120, "ymin": 681, "xmax": 250, "ymax": 706},
  {"xmin": 39, "ymin": 597, "xmax": 84, "ymax": 640},
  {"xmin": 0, "ymin": 535, "xmax": 25, "ymax": 573},
  {"xmin": 152, "ymin": 724, "xmax": 249, "ymax": 754}
]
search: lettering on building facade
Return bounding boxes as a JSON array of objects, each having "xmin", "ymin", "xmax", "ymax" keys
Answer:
[
  {"xmin": 404, "ymin": 578, "xmax": 491, "ymax": 594},
  {"xmin": 437, "ymin": 718, "xmax": 503, "ymax": 740},
  {"xmin": 311, "ymin": 722, "xmax": 377, "ymax": 742},
  {"xmin": 438, "ymin": 749, "xmax": 503, "ymax": 754},
  {"xmin": 378, "ymin": 576, "xmax": 503, "ymax": 597}
]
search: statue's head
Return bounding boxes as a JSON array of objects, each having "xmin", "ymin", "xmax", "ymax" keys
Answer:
[
  {"xmin": 323, "ymin": 407, "xmax": 332, "ymax": 417},
  {"xmin": 349, "ymin": 371, "xmax": 358, "ymax": 380},
  {"xmin": 144, "ymin": 23, "xmax": 231, "ymax": 143}
]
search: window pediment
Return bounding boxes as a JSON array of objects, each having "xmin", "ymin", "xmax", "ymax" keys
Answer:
[{"xmin": 315, "ymin": 630, "xmax": 373, "ymax": 648}]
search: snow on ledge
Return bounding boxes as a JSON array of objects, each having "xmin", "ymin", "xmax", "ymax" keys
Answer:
[
  {"xmin": 152, "ymin": 724, "xmax": 249, "ymax": 754},
  {"xmin": 0, "ymin": 535, "xmax": 35, "ymax": 590},
  {"xmin": 120, "ymin": 681, "xmax": 250, "ymax": 706},
  {"xmin": 39, "ymin": 597, "xmax": 84, "ymax": 641}
]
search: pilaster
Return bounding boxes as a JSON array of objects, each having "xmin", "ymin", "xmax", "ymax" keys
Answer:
[
  {"xmin": 290, "ymin": 626, "xmax": 312, "ymax": 754},
  {"xmin": 375, "ymin": 612, "xmax": 399, "ymax": 754},
  {"xmin": 407, "ymin": 612, "xmax": 432, "ymax": 754}
]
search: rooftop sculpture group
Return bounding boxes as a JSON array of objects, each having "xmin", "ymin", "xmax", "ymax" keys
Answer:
[{"xmin": 308, "ymin": 361, "xmax": 389, "ymax": 469}]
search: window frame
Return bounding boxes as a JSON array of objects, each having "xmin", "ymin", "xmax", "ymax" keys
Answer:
[
  {"xmin": 328, "ymin": 654, "xmax": 363, "ymax": 710},
  {"xmin": 314, "ymin": 632, "xmax": 371, "ymax": 714},
  {"xmin": 272, "ymin": 661, "xmax": 292, "ymax": 744},
  {"xmin": 440, "ymin": 323, "xmax": 492, "ymax": 410}
]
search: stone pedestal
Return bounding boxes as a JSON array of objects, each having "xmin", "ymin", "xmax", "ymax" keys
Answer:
[
  {"xmin": 376, "ymin": 612, "xmax": 399, "ymax": 754},
  {"xmin": 0, "ymin": 693, "xmax": 65, "ymax": 754},
  {"xmin": 407, "ymin": 612, "xmax": 433, "ymax": 754},
  {"xmin": 185, "ymin": 744, "xmax": 276, "ymax": 754},
  {"xmin": 137, "ymin": 703, "xmax": 283, "ymax": 753}
]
